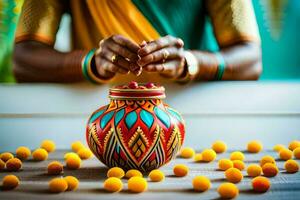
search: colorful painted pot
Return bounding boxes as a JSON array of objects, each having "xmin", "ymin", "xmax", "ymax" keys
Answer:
[{"xmin": 86, "ymin": 82, "xmax": 185, "ymax": 172}]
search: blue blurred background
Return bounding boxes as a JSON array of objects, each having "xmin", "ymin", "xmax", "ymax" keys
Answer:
[{"xmin": 254, "ymin": 0, "xmax": 300, "ymax": 79}]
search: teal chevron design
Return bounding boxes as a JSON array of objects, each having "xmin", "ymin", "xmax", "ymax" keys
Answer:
[
  {"xmin": 167, "ymin": 107, "xmax": 182, "ymax": 122},
  {"xmin": 154, "ymin": 107, "xmax": 170, "ymax": 128},
  {"xmin": 125, "ymin": 111, "xmax": 138, "ymax": 129},
  {"xmin": 100, "ymin": 111, "xmax": 114, "ymax": 129},
  {"xmin": 140, "ymin": 109, "xmax": 154, "ymax": 128},
  {"xmin": 115, "ymin": 109, "xmax": 125, "ymax": 125},
  {"xmin": 90, "ymin": 108, "xmax": 106, "ymax": 123}
]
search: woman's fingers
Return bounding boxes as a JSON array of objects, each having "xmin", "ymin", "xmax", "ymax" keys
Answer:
[
  {"xmin": 137, "ymin": 47, "xmax": 183, "ymax": 66},
  {"xmin": 111, "ymin": 35, "xmax": 140, "ymax": 53},
  {"xmin": 95, "ymin": 49, "xmax": 129, "ymax": 75},
  {"xmin": 94, "ymin": 55, "xmax": 115, "ymax": 78},
  {"xmin": 97, "ymin": 47, "xmax": 132, "ymax": 72},
  {"xmin": 95, "ymin": 35, "xmax": 184, "ymax": 77},
  {"xmin": 95, "ymin": 55, "xmax": 123, "ymax": 75},
  {"xmin": 138, "ymin": 35, "xmax": 184, "ymax": 56},
  {"xmin": 102, "ymin": 39, "xmax": 139, "ymax": 62},
  {"xmin": 143, "ymin": 60, "xmax": 177, "ymax": 73},
  {"xmin": 144, "ymin": 58, "xmax": 185, "ymax": 78}
]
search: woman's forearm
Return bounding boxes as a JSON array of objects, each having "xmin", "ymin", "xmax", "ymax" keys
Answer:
[
  {"xmin": 13, "ymin": 41, "xmax": 87, "ymax": 83},
  {"xmin": 191, "ymin": 42, "xmax": 262, "ymax": 81}
]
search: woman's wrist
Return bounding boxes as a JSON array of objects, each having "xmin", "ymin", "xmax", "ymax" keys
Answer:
[
  {"xmin": 214, "ymin": 52, "xmax": 226, "ymax": 80},
  {"xmin": 81, "ymin": 49, "xmax": 114, "ymax": 84},
  {"xmin": 176, "ymin": 50, "xmax": 200, "ymax": 83}
]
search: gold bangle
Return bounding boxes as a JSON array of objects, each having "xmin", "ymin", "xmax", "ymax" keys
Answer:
[
  {"xmin": 86, "ymin": 59, "xmax": 112, "ymax": 84},
  {"xmin": 82, "ymin": 49, "xmax": 112, "ymax": 84}
]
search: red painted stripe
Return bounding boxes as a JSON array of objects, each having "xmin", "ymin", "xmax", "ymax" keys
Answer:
[{"xmin": 109, "ymin": 91, "xmax": 164, "ymax": 98}]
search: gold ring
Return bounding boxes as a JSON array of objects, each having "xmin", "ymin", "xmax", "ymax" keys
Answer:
[
  {"xmin": 162, "ymin": 50, "xmax": 169, "ymax": 63},
  {"xmin": 111, "ymin": 54, "xmax": 118, "ymax": 63},
  {"xmin": 163, "ymin": 50, "xmax": 169, "ymax": 60}
]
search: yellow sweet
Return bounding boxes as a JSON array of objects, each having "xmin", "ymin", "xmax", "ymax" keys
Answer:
[
  {"xmin": 201, "ymin": 149, "xmax": 217, "ymax": 162},
  {"xmin": 6, "ymin": 158, "xmax": 22, "ymax": 171},
  {"xmin": 64, "ymin": 152, "xmax": 79, "ymax": 160},
  {"xmin": 247, "ymin": 140, "xmax": 263, "ymax": 153},
  {"xmin": 279, "ymin": 148, "xmax": 293, "ymax": 160},
  {"xmin": 262, "ymin": 163, "xmax": 278, "ymax": 177},
  {"xmin": 173, "ymin": 164, "xmax": 189, "ymax": 177},
  {"xmin": 288, "ymin": 140, "xmax": 300, "ymax": 151},
  {"xmin": 107, "ymin": 167, "xmax": 125, "ymax": 178},
  {"xmin": 225, "ymin": 168, "xmax": 243, "ymax": 183},
  {"xmin": 192, "ymin": 176, "xmax": 211, "ymax": 192},
  {"xmin": 103, "ymin": 177, "xmax": 123, "ymax": 192},
  {"xmin": 247, "ymin": 164, "xmax": 262, "ymax": 177},
  {"xmin": 66, "ymin": 154, "xmax": 81, "ymax": 170},
  {"xmin": 0, "ymin": 152, "xmax": 14, "ymax": 162},
  {"xmin": 217, "ymin": 182, "xmax": 239, "ymax": 199},
  {"xmin": 32, "ymin": 148, "xmax": 48, "ymax": 161},
  {"xmin": 2, "ymin": 175, "xmax": 20, "ymax": 190},
  {"xmin": 211, "ymin": 140, "xmax": 227, "ymax": 153},
  {"xmin": 230, "ymin": 151, "xmax": 245, "ymax": 161},
  {"xmin": 49, "ymin": 178, "xmax": 68, "ymax": 193},
  {"xmin": 284, "ymin": 159, "xmax": 299, "ymax": 173},
  {"xmin": 252, "ymin": 176, "xmax": 270, "ymax": 193},
  {"xmin": 180, "ymin": 147, "xmax": 195, "ymax": 158},
  {"xmin": 149, "ymin": 169, "xmax": 165, "ymax": 182},
  {"xmin": 260, "ymin": 155, "xmax": 275, "ymax": 167},
  {"xmin": 125, "ymin": 169, "xmax": 143, "ymax": 179},
  {"xmin": 293, "ymin": 147, "xmax": 300, "ymax": 159},
  {"xmin": 16, "ymin": 146, "xmax": 31, "ymax": 160},
  {"xmin": 218, "ymin": 159, "xmax": 233, "ymax": 171},
  {"xmin": 40, "ymin": 140, "xmax": 56, "ymax": 153},
  {"xmin": 0, "ymin": 159, "xmax": 5, "ymax": 170},
  {"xmin": 128, "ymin": 177, "xmax": 147, "ymax": 193},
  {"xmin": 64, "ymin": 176, "xmax": 79, "ymax": 191},
  {"xmin": 194, "ymin": 153, "xmax": 202, "ymax": 162},
  {"xmin": 273, "ymin": 144, "xmax": 285, "ymax": 152},
  {"xmin": 77, "ymin": 148, "xmax": 93, "ymax": 160},
  {"xmin": 47, "ymin": 161, "xmax": 63, "ymax": 175},
  {"xmin": 71, "ymin": 141, "xmax": 85, "ymax": 152},
  {"xmin": 233, "ymin": 160, "xmax": 245, "ymax": 171}
]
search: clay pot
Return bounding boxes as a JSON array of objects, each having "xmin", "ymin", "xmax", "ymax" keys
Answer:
[{"xmin": 86, "ymin": 82, "xmax": 185, "ymax": 171}]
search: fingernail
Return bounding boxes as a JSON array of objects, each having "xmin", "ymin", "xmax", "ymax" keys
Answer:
[
  {"xmin": 135, "ymin": 69, "xmax": 142, "ymax": 76},
  {"xmin": 138, "ymin": 48, "xmax": 147, "ymax": 56},
  {"xmin": 140, "ymin": 41, "xmax": 147, "ymax": 47},
  {"xmin": 132, "ymin": 65, "xmax": 142, "ymax": 75},
  {"xmin": 176, "ymin": 39, "xmax": 184, "ymax": 47}
]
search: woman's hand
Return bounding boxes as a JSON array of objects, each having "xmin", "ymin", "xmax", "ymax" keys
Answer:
[
  {"xmin": 137, "ymin": 35, "xmax": 186, "ymax": 78},
  {"xmin": 94, "ymin": 35, "xmax": 142, "ymax": 79}
]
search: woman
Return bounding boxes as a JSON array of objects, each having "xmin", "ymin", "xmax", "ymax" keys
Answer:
[{"xmin": 13, "ymin": 0, "xmax": 262, "ymax": 84}]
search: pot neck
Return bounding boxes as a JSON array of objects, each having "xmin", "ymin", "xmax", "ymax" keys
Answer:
[{"xmin": 109, "ymin": 84, "xmax": 165, "ymax": 100}]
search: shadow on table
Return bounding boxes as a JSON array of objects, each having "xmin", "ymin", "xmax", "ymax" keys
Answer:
[
  {"xmin": 28, "ymin": 166, "xmax": 108, "ymax": 181},
  {"xmin": 142, "ymin": 188, "xmax": 196, "ymax": 193},
  {"xmin": 79, "ymin": 188, "xmax": 112, "ymax": 194},
  {"xmin": 210, "ymin": 178, "xmax": 227, "ymax": 182},
  {"xmin": 64, "ymin": 166, "xmax": 107, "ymax": 181}
]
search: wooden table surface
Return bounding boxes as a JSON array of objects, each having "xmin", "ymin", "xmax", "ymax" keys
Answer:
[{"xmin": 0, "ymin": 149, "xmax": 299, "ymax": 200}]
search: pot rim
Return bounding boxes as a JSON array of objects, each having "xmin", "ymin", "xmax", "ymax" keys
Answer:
[{"xmin": 109, "ymin": 83, "xmax": 165, "ymax": 100}]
